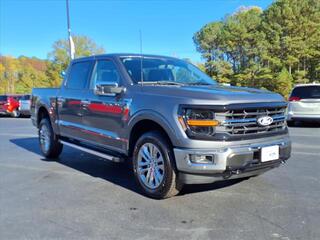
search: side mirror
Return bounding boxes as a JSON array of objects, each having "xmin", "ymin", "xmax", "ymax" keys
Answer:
[{"xmin": 94, "ymin": 82, "xmax": 125, "ymax": 96}]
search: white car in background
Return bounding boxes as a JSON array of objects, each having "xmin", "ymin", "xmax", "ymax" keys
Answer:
[{"xmin": 287, "ymin": 83, "xmax": 320, "ymax": 126}]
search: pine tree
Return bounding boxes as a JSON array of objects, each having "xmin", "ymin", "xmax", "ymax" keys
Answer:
[{"xmin": 274, "ymin": 68, "xmax": 293, "ymax": 97}]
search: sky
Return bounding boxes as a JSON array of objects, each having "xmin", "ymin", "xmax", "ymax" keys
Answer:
[{"xmin": 0, "ymin": 0, "xmax": 273, "ymax": 62}]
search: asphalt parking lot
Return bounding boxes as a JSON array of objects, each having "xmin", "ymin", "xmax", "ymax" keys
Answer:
[{"xmin": 0, "ymin": 118, "xmax": 319, "ymax": 240}]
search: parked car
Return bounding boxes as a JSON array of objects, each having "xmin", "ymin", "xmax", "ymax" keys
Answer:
[
  {"xmin": 0, "ymin": 95, "xmax": 8, "ymax": 115},
  {"xmin": 0, "ymin": 95, "xmax": 20, "ymax": 117},
  {"xmin": 287, "ymin": 83, "xmax": 320, "ymax": 125},
  {"xmin": 0, "ymin": 94, "xmax": 31, "ymax": 117},
  {"xmin": 31, "ymin": 54, "xmax": 291, "ymax": 198},
  {"xmin": 18, "ymin": 95, "xmax": 31, "ymax": 117}
]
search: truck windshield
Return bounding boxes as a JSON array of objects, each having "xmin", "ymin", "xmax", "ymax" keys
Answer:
[{"xmin": 120, "ymin": 56, "xmax": 216, "ymax": 85}]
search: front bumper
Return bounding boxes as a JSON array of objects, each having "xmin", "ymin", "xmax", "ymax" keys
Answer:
[
  {"xmin": 287, "ymin": 112, "xmax": 320, "ymax": 121},
  {"xmin": 174, "ymin": 136, "xmax": 291, "ymax": 184}
]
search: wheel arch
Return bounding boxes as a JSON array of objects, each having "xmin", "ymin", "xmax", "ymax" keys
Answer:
[
  {"xmin": 127, "ymin": 111, "xmax": 179, "ymax": 157},
  {"xmin": 37, "ymin": 106, "xmax": 50, "ymax": 127}
]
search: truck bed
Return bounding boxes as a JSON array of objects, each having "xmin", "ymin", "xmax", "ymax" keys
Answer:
[{"xmin": 31, "ymin": 88, "xmax": 60, "ymax": 124}]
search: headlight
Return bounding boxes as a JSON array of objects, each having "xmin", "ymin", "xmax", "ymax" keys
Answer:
[{"xmin": 178, "ymin": 108, "xmax": 220, "ymax": 139}]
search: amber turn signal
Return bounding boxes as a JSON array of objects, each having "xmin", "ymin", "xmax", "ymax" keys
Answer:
[{"xmin": 186, "ymin": 119, "xmax": 220, "ymax": 127}]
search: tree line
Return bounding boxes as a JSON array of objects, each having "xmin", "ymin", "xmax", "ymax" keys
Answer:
[
  {"xmin": 194, "ymin": 0, "xmax": 320, "ymax": 97},
  {"xmin": 1, "ymin": 0, "xmax": 319, "ymax": 97},
  {"xmin": 0, "ymin": 35, "xmax": 104, "ymax": 94}
]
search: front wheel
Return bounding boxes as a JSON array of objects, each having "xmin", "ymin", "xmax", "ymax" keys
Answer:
[
  {"xmin": 11, "ymin": 110, "xmax": 20, "ymax": 118},
  {"xmin": 132, "ymin": 131, "xmax": 182, "ymax": 199},
  {"xmin": 287, "ymin": 120, "xmax": 296, "ymax": 127},
  {"xmin": 39, "ymin": 118, "xmax": 63, "ymax": 159}
]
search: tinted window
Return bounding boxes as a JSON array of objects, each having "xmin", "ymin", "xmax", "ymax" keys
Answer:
[
  {"xmin": 291, "ymin": 86, "xmax": 320, "ymax": 99},
  {"xmin": 0, "ymin": 95, "xmax": 7, "ymax": 101},
  {"xmin": 91, "ymin": 60, "xmax": 121, "ymax": 88},
  {"xmin": 67, "ymin": 61, "xmax": 92, "ymax": 89},
  {"xmin": 20, "ymin": 95, "xmax": 30, "ymax": 100},
  {"xmin": 120, "ymin": 57, "xmax": 216, "ymax": 85}
]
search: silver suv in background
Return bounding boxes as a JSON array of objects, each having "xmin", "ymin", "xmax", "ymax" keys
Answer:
[{"xmin": 287, "ymin": 83, "xmax": 320, "ymax": 125}]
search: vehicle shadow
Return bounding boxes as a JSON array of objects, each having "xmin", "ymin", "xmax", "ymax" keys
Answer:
[
  {"xmin": 180, "ymin": 178, "xmax": 246, "ymax": 195},
  {"xmin": 10, "ymin": 137, "xmax": 244, "ymax": 198},
  {"xmin": 288, "ymin": 121, "xmax": 320, "ymax": 128},
  {"xmin": 0, "ymin": 115, "xmax": 30, "ymax": 119}
]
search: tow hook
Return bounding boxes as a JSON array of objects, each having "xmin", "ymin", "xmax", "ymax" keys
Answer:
[
  {"xmin": 223, "ymin": 169, "xmax": 242, "ymax": 179},
  {"xmin": 232, "ymin": 170, "xmax": 241, "ymax": 175}
]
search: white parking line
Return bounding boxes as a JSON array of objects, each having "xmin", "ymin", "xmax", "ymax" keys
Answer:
[
  {"xmin": 290, "ymin": 134, "xmax": 320, "ymax": 138},
  {"xmin": 292, "ymin": 143, "xmax": 319, "ymax": 149},
  {"xmin": 0, "ymin": 133, "xmax": 37, "ymax": 137},
  {"xmin": 293, "ymin": 151, "xmax": 320, "ymax": 157},
  {"xmin": 0, "ymin": 163, "xmax": 90, "ymax": 178}
]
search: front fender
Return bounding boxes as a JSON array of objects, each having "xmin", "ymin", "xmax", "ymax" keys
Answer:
[{"xmin": 127, "ymin": 109, "xmax": 181, "ymax": 147}]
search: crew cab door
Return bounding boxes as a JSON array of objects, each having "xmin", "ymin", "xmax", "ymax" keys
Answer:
[
  {"xmin": 57, "ymin": 60, "xmax": 93, "ymax": 139},
  {"xmin": 81, "ymin": 58, "xmax": 128, "ymax": 153}
]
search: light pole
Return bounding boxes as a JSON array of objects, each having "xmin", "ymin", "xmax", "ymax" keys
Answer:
[{"xmin": 66, "ymin": 0, "xmax": 75, "ymax": 59}]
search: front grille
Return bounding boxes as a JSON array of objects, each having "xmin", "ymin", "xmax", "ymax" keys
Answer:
[{"xmin": 216, "ymin": 106, "xmax": 287, "ymax": 136}]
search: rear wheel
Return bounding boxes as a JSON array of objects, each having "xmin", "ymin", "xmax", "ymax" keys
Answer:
[
  {"xmin": 39, "ymin": 118, "xmax": 63, "ymax": 159},
  {"xmin": 132, "ymin": 131, "xmax": 182, "ymax": 199}
]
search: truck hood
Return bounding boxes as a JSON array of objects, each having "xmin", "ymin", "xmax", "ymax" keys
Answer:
[{"xmin": 139, "ymin": 84, "xmax": 285, "ymax": 103}]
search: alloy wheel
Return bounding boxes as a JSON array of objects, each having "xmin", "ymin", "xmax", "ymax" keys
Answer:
[
  {"xmin": 137, "ymin": 143, "xmax": 165, "ymax": 189},
  {"xmin": 39, "ymin": 124, "xmax": 50, "ymax": 153}
]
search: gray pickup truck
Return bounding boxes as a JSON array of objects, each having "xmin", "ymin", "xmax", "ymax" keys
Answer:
[{"xmin": 31, "ymin": 54, "xmax": 291, "ymax": 198}]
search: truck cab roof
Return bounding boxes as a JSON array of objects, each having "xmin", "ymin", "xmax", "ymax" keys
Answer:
[{"xmin": 71, "ymin": 53, "xmax": 179, "ymax": 63}]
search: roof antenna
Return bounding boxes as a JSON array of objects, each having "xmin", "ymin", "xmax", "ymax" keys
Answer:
[{"xmin": 139, "ymin": 30, "xmax": 143, "ymax": 85}]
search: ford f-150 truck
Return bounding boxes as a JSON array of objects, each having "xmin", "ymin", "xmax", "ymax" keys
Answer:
[{"xmin": 31, "ymin": 54, "xmax": 291, "ymax": 198}]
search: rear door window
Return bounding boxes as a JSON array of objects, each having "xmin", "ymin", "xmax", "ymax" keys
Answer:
[
  {"xmin": 291, "ymin": 86, "xmax": 320, "ymax": 99},
  {"xmin": 66, "ymin": 61, "xmax": 93, "ymax": 89}
]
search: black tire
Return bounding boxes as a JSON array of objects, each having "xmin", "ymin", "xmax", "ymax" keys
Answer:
[
  {"xmin": 12, "ymin": 110, "xmax": 20, "ymax": 118},
  {"xmin": 132, "ymin": 131, "xmax": 183, "ymax": 199},
  {"xmin": 38, "ymin": 118, "xmax": 63, "ymax": 159},
  {"xmin": 287, "ymin": 120, "xmax": 295, "ymax": 127}
]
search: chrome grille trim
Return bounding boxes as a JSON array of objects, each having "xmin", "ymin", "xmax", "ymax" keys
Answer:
[
  {"xmin": 216, "ymin": 106, "xmax": 287, "ymax": 136},
  {"xmin": 223, "ymin": 115, "xmax": 285, "ymax": 125},
  {"xmin": 223, "ymin": 109, "xmax": 285, "ymax": 117}
]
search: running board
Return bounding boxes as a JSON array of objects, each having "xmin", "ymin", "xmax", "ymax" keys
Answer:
[{"xmin": 60, "ymin": 140, "xmax": 123, "ymax": 163}]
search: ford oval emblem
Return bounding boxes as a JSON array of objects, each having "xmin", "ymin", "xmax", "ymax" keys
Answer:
[{"xmin": 257, "ymin": 116, "xmax": 273, "ymax": 126}]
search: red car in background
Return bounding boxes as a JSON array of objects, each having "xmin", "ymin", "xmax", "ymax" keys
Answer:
[{"xmin": 0, "ymin": 95, "xmax": 31, "ymax": 117}]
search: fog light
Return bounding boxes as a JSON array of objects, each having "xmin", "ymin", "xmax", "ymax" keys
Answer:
[{"xmin": 189, "ymin": 154, "xmax": 215, "ymax": 164}]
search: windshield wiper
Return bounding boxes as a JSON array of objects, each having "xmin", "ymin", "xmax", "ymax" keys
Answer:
[
  {"xmin": 138, "ymin": 81, "xmax": 185, "ymax": 86},
  {"xmin": 187, "ymin": 82, "xmax": 213, "ymax": 86}
]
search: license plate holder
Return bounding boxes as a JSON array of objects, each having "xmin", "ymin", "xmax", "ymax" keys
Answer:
[{"xmin": 261, "ymin": 145, "xmax": 279, "ymax": 162}]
